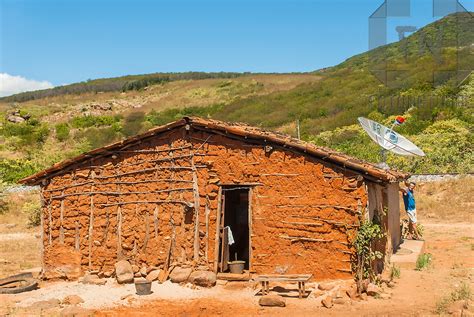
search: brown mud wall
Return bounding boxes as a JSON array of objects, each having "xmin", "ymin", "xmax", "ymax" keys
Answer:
[{"xmin": 40, "ymin": 126, "xmax": 372, "ymax": 280}]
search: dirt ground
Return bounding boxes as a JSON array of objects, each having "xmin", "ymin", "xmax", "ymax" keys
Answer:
[{"xmin": 1, "ymin": 178, "xmax": 473, "ymax": 316}]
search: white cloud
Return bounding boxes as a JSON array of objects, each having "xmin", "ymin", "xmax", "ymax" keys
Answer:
[{"xmin": 0, "ymin": 73, "xmax": 54, "ymax": 97}]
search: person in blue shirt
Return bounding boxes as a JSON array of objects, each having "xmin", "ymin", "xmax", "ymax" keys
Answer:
[{"xmin": 400, "ymin": 181, "xmax": 421, "ymax": 240}]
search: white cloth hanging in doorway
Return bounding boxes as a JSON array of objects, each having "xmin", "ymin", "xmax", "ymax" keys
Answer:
[{"xmin": 225, "ymin": 226, "xmax": 235, "ymax": 245}]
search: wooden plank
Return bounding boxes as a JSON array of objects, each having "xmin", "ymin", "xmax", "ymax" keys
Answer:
[
  {"xmin": 213, "ymin": 187, "xmax": 223, "ymax": 273},
  {"xmin": 255, "ymin": 274, "xmax": 312, "ymax": 282}
]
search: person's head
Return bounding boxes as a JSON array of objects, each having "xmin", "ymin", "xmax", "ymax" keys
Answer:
[{"xmin": 408, "ymin": 182, "xmax": 416, "ymax": 191}]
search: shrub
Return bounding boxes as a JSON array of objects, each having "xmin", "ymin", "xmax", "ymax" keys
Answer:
[
  {"xmin": 55, "ymin": 123, "xmax": 70, "ymax": 141},
  {"xmin": 436, "ymin": 282, "xmax": 472, "ymax": 314},
  {"xmin": 0, "ymin": 159, "xmax": 39, "ymax": 184},
  {"xmin": 353, "ymin": 221, "xmax": 385, "ymax": 282},
  {"xmin": 71, "ymin": 115, "xmax": 121, "ymax": 129},
  {"xmin": 23, "ymin": 201, "xmax": 41, "ymax": 227},
  {"xmin": 122, "ymin": 112, "xmax": 145, "ymax": 137},
  {"xmin": 415, "ymin": 253, "xmax": 432, "ymax": 270}
]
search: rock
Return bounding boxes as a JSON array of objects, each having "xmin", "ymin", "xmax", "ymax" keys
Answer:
[
  {"xmin": 80, "ymin": 273, "xmax": 106, "ymax": 285},
  {"xmin": 258, "ymin": 295, "xmax": 286, "ymax": 307},
  {"xmin": 188, "ymin": 270, "xmax": 217, "ymax": 287},
  {"xmin": 115, "ymin": 260, "xmax": 134, "ymax": 284},
  {"xmin": 7, "ymin": 115, "xmax": 25, "ymax": 123},
  {"xmin": 62, "ymin": 295, "xmax": 84, "ymax": 305},
  {"xmin": 103, "ymin": 270, "xmax": 114, "ymax": 278},
  {"xmin": 169, "ymin": 267, "xmax": 193, "ymax": 283},
  {"xmin": 318, "ymin": 282, "xmax": 335, "ymax": 291},
  {"xmin": 134, "ymin": 272, "xmax": 141, "ymax": 277},
  {"xmin": 333, "ymin": 298, "xmax": 348, "ymax": 305},
  {"xmin": 93, "ymin": 240, "xmax": 101, "ymax": 246},
  {"xmin": 33, "ymin": 299, "xmax": 61, "ymax": 310},
  {"xmin": 359, "ymin": 279, "xmax": 370, "ymax": 293},
  {"xmin": 359, "ymin": 293, "xmax": 368, "ymax": 301},
  {"xmin": 146, "ymin": 266, "xmax": 159, "ymax": 274},
  {"xmin": 387, "ymin": 281, "xmax": 395, "ymax": 288},
  {"xmin": 6, "ymin": 223, "xmax": 17, "ymax": 229},
  {"xmin": 322, "ymin": 295, "xmax": 333, "ymax": 308},
  {"xmin": 366, "ymin": 283, "xmax": 381, "ymax": 296},
  {"xmin": 0, "ymin": 258, "xmax": 11, "ymax": 264},
  {"xmin": 379, "ymin": 293, "xmax": 391, "ymax": 300},
  {"xmin": 346, "ymin": 286, "xmax": 358, "ymax": 300},
  {"xmin": 140, "ymin": 266, "xmax": 147, "ymax": 277},
  {"xmin": 60, "ymin": 306, "xmax": 93, "ymax": 317},
  {"xmin": 146, "ymin": 269, "xmax": 161, "ymax": 282},
  {"xmin": 131, "ymin": 264, "xmax": 139, "ymax": 273}
]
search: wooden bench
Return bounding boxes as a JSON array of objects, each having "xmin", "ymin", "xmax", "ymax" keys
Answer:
[{"xmin": 255, "ymin": 274, "xmax": 312, "ymax": 299}]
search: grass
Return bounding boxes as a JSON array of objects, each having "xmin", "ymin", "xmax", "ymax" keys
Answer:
[
  {"xmin": 415, "ymin": 177, "xmax": 474, "ymax": 222},
  {"xmin": 415, "ymin": 253, "xmax": 433, "ymax": 271},
  {"xmin": 390, "ymin": 265, "xmax": 401, "ymax": 279},
  {"xmin": 436, "ymin": 282, "xmax": 472, "ymax": 314}
]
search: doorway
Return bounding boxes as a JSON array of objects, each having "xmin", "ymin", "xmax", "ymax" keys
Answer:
[{"xmin": 218, "ymin": 186, "xmax": 250, "ymax": 273}]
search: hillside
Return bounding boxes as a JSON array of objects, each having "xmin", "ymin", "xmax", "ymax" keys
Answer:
[{"xmin": 0, "ymin": 13, "xmax": 472, "ymax": 183}]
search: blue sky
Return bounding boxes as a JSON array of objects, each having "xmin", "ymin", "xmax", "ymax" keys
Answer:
[{"xmin": 0, "ymin": 0, "xmax": 472, "ymax": 95}]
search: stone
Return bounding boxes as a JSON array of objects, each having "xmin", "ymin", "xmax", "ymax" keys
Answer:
[
  {"xmin": 333, "ymin": 298, "xmax": 348, "ymax": 305},
  {"xmin": 60, "ymin": 306, "xmax": 93, "ymax": 317},
  {"xmin": 131, "ymin": 264, "xmax": 139, "ymax": 273},
  {"xmin": 32, "ymin": 299, "xmax": 61, "ymax": 310},
  {"xmin": 103, "ymin": 270, "xmax": 114, "ymax": 278},
  {"xmin": 318, "ymin": 282, "xmax": 335, "ymax": 291},
  {"xmin": 359, "ymin": 293, "xmax": 368, "ymax": 301},
  {"xmin": 379, "ymin": 293, "xmax": 391, "ymax": 300},
  {"xmin": 346, "ymin": 286, "xmax": 358, "ymax": 300},
  {"xmin": 321, "ymin": 295, "xmax": 333, "ymax": 308},
  {"xmin": 7, "ymin": 115, "xmax": 25, "ymax": 123},
  {"xmin": 62, "ymin": 295, "xmax": 84, "ymax": 305},
  {"xmin": 80, "ymin": 273, "xmax": 106, "ymax": 285},
  {"xmin": 6, "ymin": 223, "xmax": 17, "ymax": 229},
  {"xmin": 387, "ymin": 281, "xmax": 395, "ymax": 288},
  {"xmin": 366, "ymin": 283, "xmax": 381, "ymax": 296},
  {"xmin": 258, "ymin": 295, "xmax": 286, "ymax": 307},
  {"xmin": 93, "ymin": 240, "xmax": 101, "ymax": 246},
  {"xmin": 146, "ymin": 266, "xmax": 159, "ymax": 274},
  {"xmin": 134, "ymin": 272, "xmax": 142, "ymax": 277},
  {"xmin": 188, "ymin": 270, "xmax": 217, "ymax": 287},
  {"xmin": 169, "ymin": 267, "xmax": 193, "ymax": 283},
  {"xmin": 140, "ymin": 266, "xmax": 147, "ymax": 277},
  {"xmin": 114, "ymin": 260, "xmax": 134, "ymax": 284},
  {"xmin": 146, "ymin": 269, "xmax": 161, "ymax": 282}
]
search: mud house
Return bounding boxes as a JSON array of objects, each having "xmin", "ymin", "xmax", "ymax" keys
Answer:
[{"xmin": 20, "ymin": 117, "xmax": 408, "ymax": 280}]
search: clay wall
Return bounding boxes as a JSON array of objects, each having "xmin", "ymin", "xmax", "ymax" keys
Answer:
[{"xmin": 40, "ymin": 126, "xmax": 373, "ymax": 280}]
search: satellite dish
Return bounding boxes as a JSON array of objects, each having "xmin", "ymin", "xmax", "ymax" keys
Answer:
[{"xmin": 358, "ymin": 117, "xmax": 425, "ymax": 156}]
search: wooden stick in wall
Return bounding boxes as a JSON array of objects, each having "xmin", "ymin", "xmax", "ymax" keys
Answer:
[
  {"xmin": 88, "ymin": 179, "xmax": 95, "ymax": 270},
  {"xmin": 191, "ymin": 155, "xmax": 201, "ymax": 262},
  {"xmin": 153, "ymin": 206, "xmax": 159, "ymax": 238},
  {"xmin": 117, "ymin": 206, "xmax": 123, "ymax": 258},
  {"xmin": 48, "ymin": 197, "xmax": 52, "ymax": 246},
  {"xmin": 205, "ymin": 196, "xmax": 210, "ymax": 262},
  {"xmin": 59, "ymin": 191, "xmax": 65, "ymax": 244}
]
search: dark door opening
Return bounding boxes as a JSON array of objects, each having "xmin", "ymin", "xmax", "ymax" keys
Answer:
[{"xmin": 218, "ymin": 187, "xmax": 250, "ymax": 272}]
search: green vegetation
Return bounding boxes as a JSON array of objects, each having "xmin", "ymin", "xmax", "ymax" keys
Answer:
[
  {"xmin": 353, "ymin": 221, "xmax": 385, "ymax": 282},
  {"xmin": 23, "ymin": 200, "xmax": 41, "ymax": 227},
  {"xmin": 55, "ymin": 123, "xmax": 70, "ymax": 141},
  {"xmin": 415, "ymin": 253, "xmax": 433, "ymax": 270}
]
